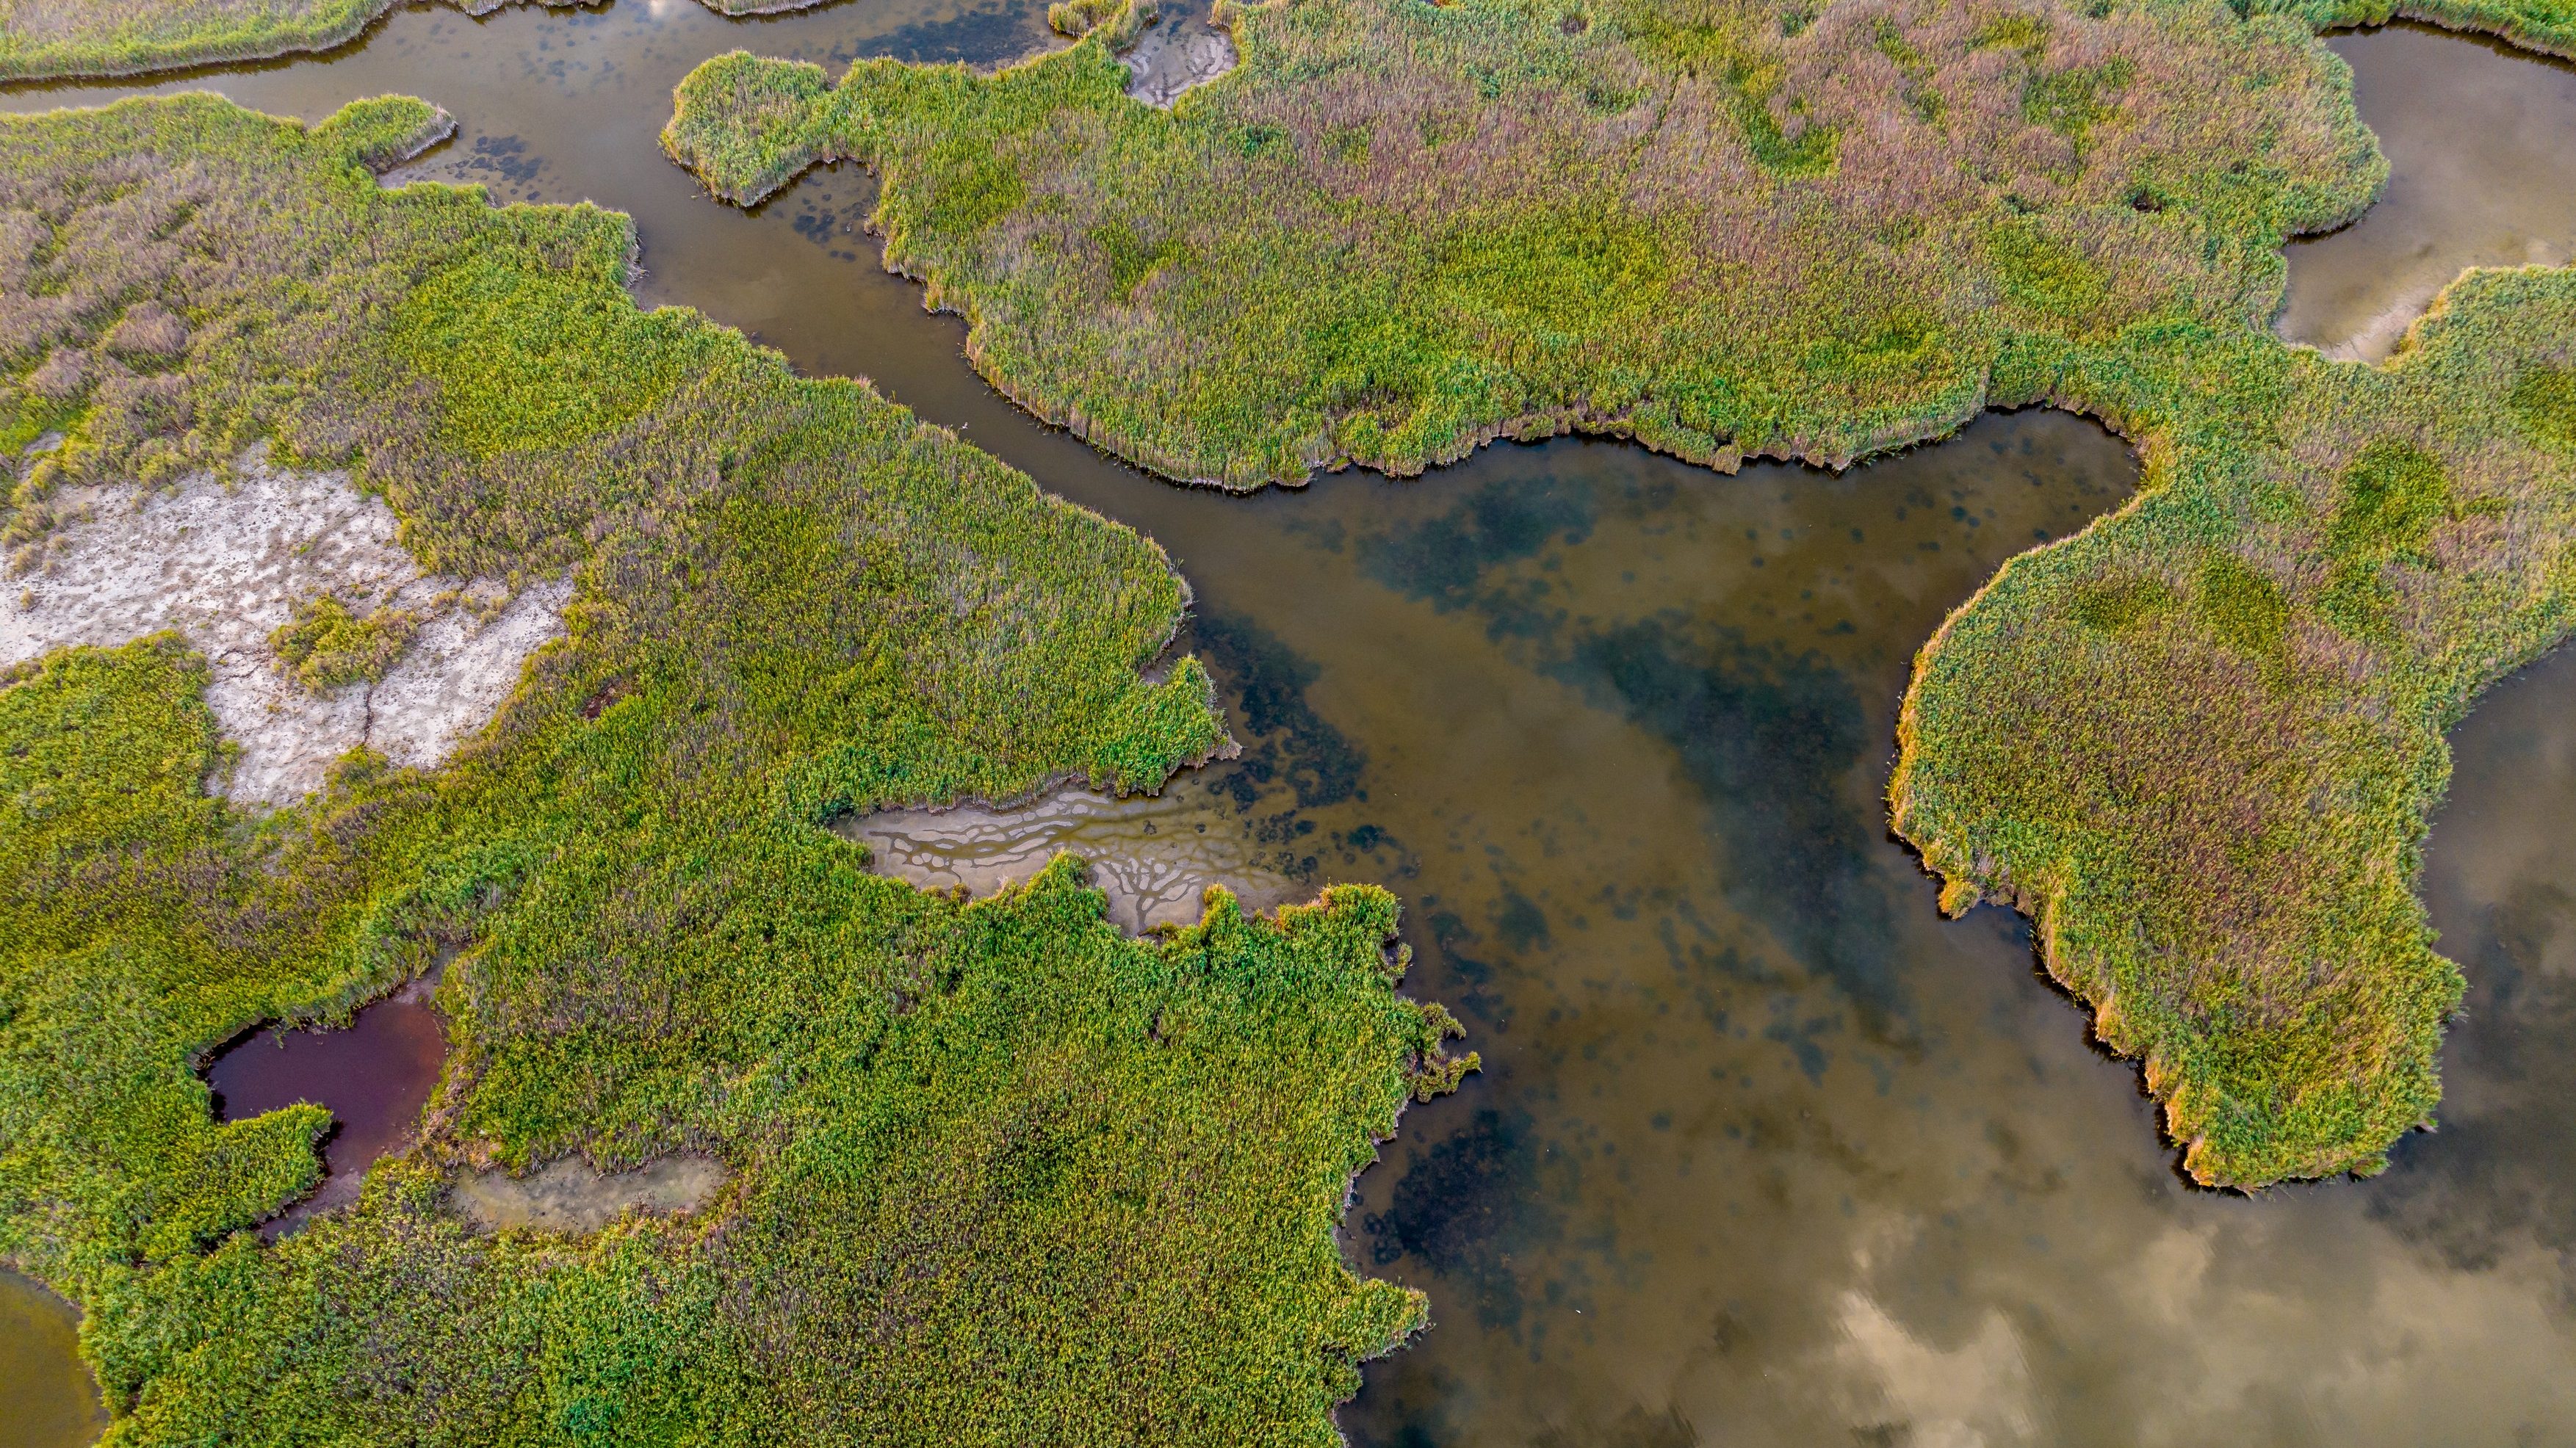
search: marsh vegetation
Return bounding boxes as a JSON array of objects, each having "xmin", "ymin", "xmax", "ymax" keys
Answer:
[
  {"xmin": 0, "ymin": 0, "xmax": 2565, "ymax": 1432},
  {"xmin": 0, "ymin": 90, "xmax": 1467, "ymax": 1442},
  {"xmin": 670, "ymin": 0, "xmax": 2576, "ymax": 1187}
]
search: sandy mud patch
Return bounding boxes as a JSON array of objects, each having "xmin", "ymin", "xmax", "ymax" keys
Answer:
[
  {"xmin": 0, "ymin": 451, "xmax": 568, "ymax": 804},
  {"xmin": 838, "ymin": 780, "xmax": 1305, "ymax": 933},
  {"xmin": 453, "ymin": 1154, "xmax": 729, "ymax": 1234},
  {"xmin": 1124, "ymin": 6, "xmax": 1235, "ymax": 106}
]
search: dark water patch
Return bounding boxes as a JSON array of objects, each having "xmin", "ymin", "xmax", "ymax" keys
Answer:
[
  {"xmin": 205, "ymin": 996, "xmax": 447, "ymax": 1224},
  {"xmin": 0, "ymin": 1271, "xmax": 103, "ymax": 1448},
  {"xmin": 2279, "ymin": 24, "xmax": 2576, "ymax": 360},
  {"xmin": 1352, "ymin": 452, "xmax": 1905, "ymax": 1028},
  {"xmin": 1548, "ymin": 614, "xmax": 1899, "ymax": 1035},
  {"xmin": 1531, "ymin": 1402, "xmax": 1700, "ymax": 1448},
  {"xmin": 1364, "ymin": 1106, "xmax": 1568, "ymax": 1333},
  {"xmin": 848, "ymin": 0, "xmax": 1060, "ymax": 69},
  {"xmin": 1356, "ymin": 473, "xmax": 1598, "ymax": 611},
  {"xmin": 1188, "ymin": 611, "xmax": 1368, "ymax": 808}
]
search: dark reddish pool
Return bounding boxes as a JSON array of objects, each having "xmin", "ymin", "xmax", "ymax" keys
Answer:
[{"xmin": 206, "ymin": 997, "xmax": 447, "ymax": 1220}]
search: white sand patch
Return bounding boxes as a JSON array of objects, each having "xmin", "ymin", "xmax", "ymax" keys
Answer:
[
  {"xmin": 0, "ymin": 451, "xmax": 568, "ymax": 805},
  {"xmin": 453, "ymin": 1154, "xmax": 728, "ymax": 1234}
]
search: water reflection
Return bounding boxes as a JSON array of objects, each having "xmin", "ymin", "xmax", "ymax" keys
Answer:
[
  {"xmin": 2390, "ymin": 646, "xmax": 2576, "ymax": 1286},
  {"xmin": 2278, "ymin": 24, "xmax": 2576, "ymax": 361},
  {"xmin": 0, "ymin": 1272, "xmax": 102, "ymax": 1448},
  {"xmin": 1, "ymin": 4, "xmax": 2572, "ymax": 1442}
]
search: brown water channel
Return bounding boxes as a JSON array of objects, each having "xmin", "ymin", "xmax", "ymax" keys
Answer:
[
  {"xmin": 6, "ymin": 9, "xmax": 2576, "ymax": 1444},
  {"xmin": 2278, "ymin": 24, "xmax": 2576, "ymax": 360}
]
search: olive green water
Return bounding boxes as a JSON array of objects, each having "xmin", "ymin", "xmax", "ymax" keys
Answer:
[{"xmin": 5, "ymin": 12, "xmax": 2576, "ymax": 1445}]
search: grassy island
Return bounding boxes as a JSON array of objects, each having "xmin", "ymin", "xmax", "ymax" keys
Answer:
[
  {"xmin": 665, "ymin": 0, "xmax": 2389, "ymax": 488},
  {"xmin": 666, "ymin": 0, "xmax": 2576, "ymax": 1186},
  {"xmin": 0, "ymin": 93, "xmax": 1469, "ymax": 1441}
]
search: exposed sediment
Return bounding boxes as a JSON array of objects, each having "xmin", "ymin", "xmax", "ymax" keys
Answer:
[
  {"xmin": 837, "ymin": 776, "xmax": 1305, "ymax": 933},
  {"xmin": 0, "ymin": 450, "xmax": 568, "ymax": 805},
  {"xmin": 1122, "ymin": 7, "xmax": 1237, "ymax": 106},
  {"xmin": 452, "ymin": 1154, "xmax": 728, "ymax": 1234}
]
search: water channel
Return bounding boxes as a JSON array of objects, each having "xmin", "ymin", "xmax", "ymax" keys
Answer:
[
  {"xmin": 2276, "ymin": 23, "xmax": 2576, "ymax": 360},
  {"xmin": 3, "ymin": 10, "xmax": 2574, "ymax": 1446}
]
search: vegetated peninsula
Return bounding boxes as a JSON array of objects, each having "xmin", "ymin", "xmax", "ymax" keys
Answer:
[
  {"xmin": 0, "ymin": 0, "xmax": 832, "ymax": 84},
  {"xmin": 665, "ymin": 0, "xmax": 2576, "ymax": 1187},
  {"xmin": 1892, "ymin": 270, "xmax": 2576, "ymax": 1187},
  {"xmin": 0, "ymin": 93, "xmax": 1471, "ymax": 1440}
]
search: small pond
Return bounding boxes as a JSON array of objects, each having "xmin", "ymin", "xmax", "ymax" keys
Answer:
[{"xmin": 206, "ymin": 995, "xmax": 450, "ymax": 1227}]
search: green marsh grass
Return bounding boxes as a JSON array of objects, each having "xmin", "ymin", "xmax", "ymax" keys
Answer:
[
  {"xmin": 0, "ymin": 93, "xmax": 1468, "ymax": 1441},
  {"xmin": 665, "ymin": 0, "xmax": 2386, "ymax": 488}
]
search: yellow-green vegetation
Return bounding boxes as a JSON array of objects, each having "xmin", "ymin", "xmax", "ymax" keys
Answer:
[
  {"xmin": 0, "ymin": 93, "xmax": 1469, "ymax": 1441},
  {"xmin": 666, "ymin": 0, "xmax": 2576, "ymax": 1187},
  {"xmin": 664, "ymin": 0, "xmax": 2389, "ymax": 488},
  {"xmin": 0, "ymin": 0, "xmax": 821, "ymax": 85},
  {"xmin": 269, "ymin": 594, "xmax": 416, "ymax": 690}
]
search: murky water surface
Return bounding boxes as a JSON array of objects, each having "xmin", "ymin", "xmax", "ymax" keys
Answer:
[
  {"xmin": 205, "ymin": 996, "xmax": 448, "ymax": 1222},
  {"xmin": 7, "ymin": 10, "xmax": 2576, "ymax": 1444},
  {"xmin": 0, "ymin": 1272, "xmax": 103, "ymax": 1448},
  {"xmin": 2279, "ymin": 23, "xmax": 2576, "ymax": 360}
]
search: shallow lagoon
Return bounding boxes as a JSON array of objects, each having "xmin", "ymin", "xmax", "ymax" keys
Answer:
[{"xmin": 4, "ymin": 9, "xmax": 2575, "ymax": 1444}]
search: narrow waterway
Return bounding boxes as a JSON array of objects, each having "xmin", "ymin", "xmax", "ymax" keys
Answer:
[
  {"xmin": 2278, "ymin": 23, "xmax": 2576, "ymax": 360},
  {"xmin": 4, "ymin": 9, "xmax": 2574, "ymax": 1445}
]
